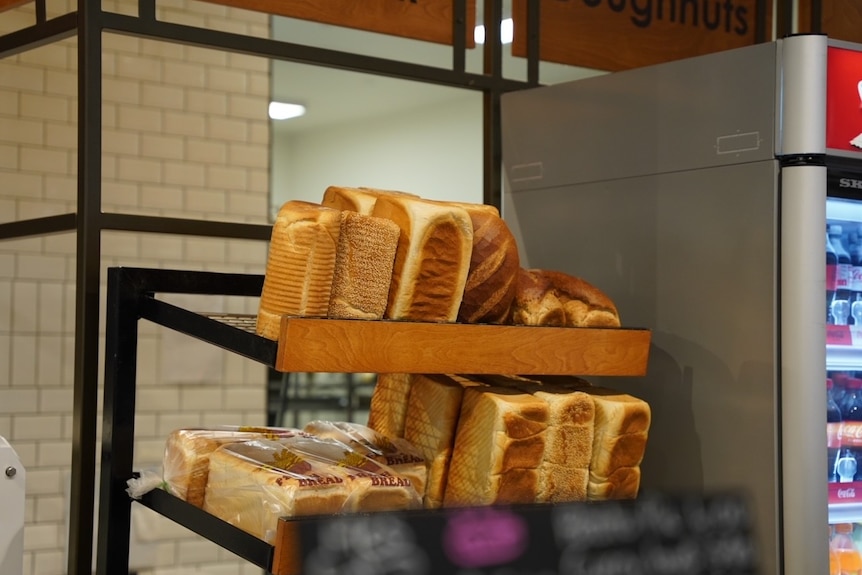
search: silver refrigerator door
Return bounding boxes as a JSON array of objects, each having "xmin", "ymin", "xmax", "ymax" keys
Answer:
[{"xmin": 502, "ymin": 36, "xmax": 829, "ymax": 575}]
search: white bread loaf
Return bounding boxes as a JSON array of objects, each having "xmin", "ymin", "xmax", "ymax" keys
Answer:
[
  {"xmin": 443, "ymin": 383, "xmax": 549, "ymax": 507},
  {"xmin": 322, "ymin": 185, "xmax": 417, "ymax": 216},
  {"xmin": 371, "ymin": 196, "xmax": 473, "ymax": 322},
  {"xmin": 256, "ymin": 201, "xmax": 341, "ymax": 340},
  {"xmin": 204, "ymin": 437, "xmax": 421, "ymax": 541},
  {"xmin": 402, "ymin": 374, "xmax": 470, "ymax": 508},
  {"xmin": 203, "ymin": 439, "xmax": 352, "ymax": 540},
  {"xmin": 445, "ymin": 202, "xmax": 520, "ymax": 325},
  {"xmin": 162, "ymin": 426, "xmax": 304, "ymax": 507},
  {"xmin": 327, "ymin": 211, "xmax": 400, "ymax": 319},
  {"xmin": 481, "ymin": 375, "xmax": 594, "ymax": 503},
  {"xmin": 367, "ymin": 373, "xmax": 414, "ymax": 438},
  {"xmin": 302, "ymin": 420, "xmax": 427, "ymax": 496}
]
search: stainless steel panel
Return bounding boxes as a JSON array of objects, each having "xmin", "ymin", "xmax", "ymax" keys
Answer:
[
  {"xmin": 501, "ymin": 42, "xmax": 778, "ymax": 192},
  {"xmin": 780, "ymin": 164, "xmax": 828, "ymax": 575},
  {"xmin": 779, "ymin": 35, "xmax": 827, "ymax": 156},
  {"xmin": 504, "ymin": 160, "xmax": 779, "ymax": 575}
]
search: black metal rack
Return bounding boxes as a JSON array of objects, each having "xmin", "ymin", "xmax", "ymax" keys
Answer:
[
  {"xmin": 0, "ymin": 2, "xmax": 541, "ymax": 573},
  {"xmin": 0, "ymin": 1, "xmax": 802, "ymax": 574}
]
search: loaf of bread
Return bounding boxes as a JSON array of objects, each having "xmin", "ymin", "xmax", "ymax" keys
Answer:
[
  {"xmin": 302, "ymin": 420, "xmax": 427, "ymax": 496},
  {"xmin": 481, "ymin": 375, "xmax": 594, "ymax": 503},
  {"xmin": 367, "ymin": 373, "xmax": 414, "ymax": 438},
  {"xmin": 402, "ymin": 374, "xmax": 470, "ymax": 508},
  {"xmin": 510, "ymin": 268, "xmax": 621, "ymax": 328},
  {"xmin": 443, "ymin": 383, "xmax": 549, "ymax": 507},
  {"xmin": 203, "ymin": 436, "xmax": 421, "ymax": 541},
  {"xmin": 582, "ymin": 386, "xmax": 650, "ymax": 500},
  {"xmin": 445, "ymin": 202, "xmax": 520, "ymax": 324},
  {"xmin": 321, "ymin": 185, "xmax": 417, "ymax": 216},
  {"xmin": 256, "ymin": 201, "xmax": 341, "ymax": 340},
  {"xmin": 327, "ymin": 211, "xmax": 400, "ymax": 319},
  {"xmin": 371, "ymin": 196, "xmax": 473, "ymax": 322},
  {"xmin": 162, "ymin": 426, "xmax": 304, "ymax": 507}
]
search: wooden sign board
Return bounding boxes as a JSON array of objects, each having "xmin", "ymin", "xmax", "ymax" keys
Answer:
[
  {"xmin": 202, "ymin": 0, "xmax": 475, "ymax": 47},
  {"xmin": 512, "ymin": 0, "xmax": 765, "ymax": 71},
  {"xmin": 0, "ymin": 0, "xmax": 31, "ymax": 13},
  {"xmin": 798, "ymin": 0, "xmax": 862, "ymax": 44}
]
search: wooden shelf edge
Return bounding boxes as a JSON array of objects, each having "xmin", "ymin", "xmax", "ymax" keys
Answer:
[{"xmin": 275, "ymin": 317, "xmax": 651, "ymax": 376}]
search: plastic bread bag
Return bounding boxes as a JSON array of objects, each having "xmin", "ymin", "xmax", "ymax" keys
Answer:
[
  {"xmin": 302, "ymin": 420, "xmax": 427, "ymax": 496},
  {"xmin": 274, "ymin": 434, "xmax": 423, "ymax": 514},
  {"xmin": 202, "ymin": 437, "xmax": 421, "ymax": 542},
  {"xmin": 162, "ymin": 425, "xmax": 308, "ymax": 507}
]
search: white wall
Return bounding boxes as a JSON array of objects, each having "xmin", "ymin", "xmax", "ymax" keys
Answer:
[{"xmin": 271, "ymin": 92, "xmax": 484, "ymax": 214}]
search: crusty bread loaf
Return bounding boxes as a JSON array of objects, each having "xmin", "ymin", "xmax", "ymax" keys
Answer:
[
  {"xmin": 321, "ymin": 186, "xmax": 417, "ymax": 216},
  {"xmin": 509, "ymin": 268, "xmax": 620, "ymax": 328},
  {"xmin": 443, "ymin": 384, "xmax": 549, "ymax": 507},
  {"xmin": 509, "ymin": 268, "xmax": 567, "ymax": 327},
  {"xmin": 447, "ymin": 202, "xmax": 520, "ymax": 324},
  {"xmin": 162, "ymin": 426, "xmax": 303, "ymax": 507},
  {"xmin": 327, "ymin": 211, "xmax": 400, "ymax": 319},
  {"xmin": 588, "ymin": 466, "xmax": 642, "ymax": 500},
  {"xmin": 303, "ymin": 420, "xmax": 427, "ymax": 496},
  {"xmin": 481, "ymin": 375, "xmax": 594, "ymax": 503},
  {"xmin": 371, "ymin": 196, "xmax": 473, "ymax": 322},
  {"xmin": 402, "ymin": 374, "xmax": 469, "ymax": 508},
  {"xmin": 256, "ymin": 201, "xmax": 341, "ymax": 340},
  {"xmin": 367, "ymin": 373, "xmax": 414, "ymax": 438}
]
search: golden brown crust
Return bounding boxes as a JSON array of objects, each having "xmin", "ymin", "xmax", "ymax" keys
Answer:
[
  {"xmin": 256, "ymin": 201, "xmax": 341, "ymax": 340},
  {"xmin": 371, "ymin": 196, "xmax": 473, "ymax": 322},
  {"xmin": 453, "ymin": 204, "xmax": 520, "ymax": 324},
  {"xmin": 321, "ymin": 186, "xmax": 418, "ymax": 216},
  {"xmin": 509, "ymin": 268, "xmax": 620, "ymax": 328},
  {"xmin": 367, "ymin": 373, "xmax": 413, "ymax": 438},
  {"xmin": 327, "ymin": 211, "xmax": 400, "ymax": 319}
]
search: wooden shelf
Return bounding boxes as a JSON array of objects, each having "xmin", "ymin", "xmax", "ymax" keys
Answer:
[{"xmin": 276, "ymin": 317, "xmax": 651, "ymax": 376}]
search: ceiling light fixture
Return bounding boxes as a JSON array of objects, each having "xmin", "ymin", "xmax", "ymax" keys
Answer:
[
  {"xmin": 474, "ymin": 18, "xmax": 514, "ymax": 45},
  {"xmin": 268, "ymin": 101, "xmax": 306, "ymax": 120}
]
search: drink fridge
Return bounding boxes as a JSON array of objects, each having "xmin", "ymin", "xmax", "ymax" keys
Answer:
[{"xmin": 500, "ymin": 34, "xmax": 862, "ymax": 575}]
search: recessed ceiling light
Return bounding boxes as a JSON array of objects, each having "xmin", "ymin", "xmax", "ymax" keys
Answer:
[
  {"xmin": 269, "ymin": 101, "xmax": 306, "ymax": 120},
  {"xmin": 474, "ymin": 18, "xmax": 514, "ymax": 45}
]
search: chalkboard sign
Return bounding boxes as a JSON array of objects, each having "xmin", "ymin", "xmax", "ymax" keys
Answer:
[{"xmin": 278, "ymin": 491, "xmax": 759, "ymax": 575}]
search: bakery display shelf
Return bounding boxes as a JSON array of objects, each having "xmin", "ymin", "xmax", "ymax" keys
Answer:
[
  {"xmin": 139, "ymin": 487, "xmax": 760, "ymax": 575},
  {"xmin": 139, "ymin": 284, "xmax": 651, "ymax": 376}
]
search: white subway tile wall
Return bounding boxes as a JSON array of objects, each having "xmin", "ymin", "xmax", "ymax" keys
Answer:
[{"xmin": 0, "ymin": 1, "xmax": 272, "ymax": 573}]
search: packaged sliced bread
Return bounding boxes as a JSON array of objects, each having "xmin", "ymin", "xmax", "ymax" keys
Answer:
[
  {"xmin": 302, "ymin": 420, "xmax": 427, "ymax": 496},
  {"xmin": 162, "ymin": 426, "xmax": 306, "ymax": 507}
]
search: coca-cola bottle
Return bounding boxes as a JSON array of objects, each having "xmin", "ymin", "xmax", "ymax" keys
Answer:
[
  {"xmin": 829, "ymin": 231, "xmax": 839, "ymax": 324},
  {"xmin": 829, "ymin": 378, "xmax": 844, "ymax": 482},
  {"xmin": 830, "ymin": 225, "xmax": 853, "ymax": 325},
  {"xmin": 840, "ymin": 378, "xmax": 862, "ymax": 481},
  {"xmin": 851, "ymin": 228, "xmax": 862, "ymax": 324}
]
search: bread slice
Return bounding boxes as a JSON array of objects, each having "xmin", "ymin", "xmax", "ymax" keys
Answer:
[
  {"xmin": 327, "ymin": 211, "xmax": 400, "ymax": 319},
  {"xmin": 256, "ymin": 200, "xmax": 341, "ymax": 340},
  {"xmin": 321, "ymin": 186, "xmax": 418, "ymax": 215},
  {"xmin": 367, "ymin": 373, "xmax": 414, "ymax": 438},
  {"xmin": 443, "ymin": 384, "xmax": 549, "ymax": 507},
  {"xmin": 371, "ymin": 196, "xmax": 473, "ymax": 322},
  {"xmin": 162, "ymin": 426, "xmax": 304, "ymax": 507},
  {"xmin": 303, "ymin": 420, "xmax": 427, "ymax": 497},
  {"xmin": 402, "ymin": 374, "xmax": 469, "ymax": 508}
]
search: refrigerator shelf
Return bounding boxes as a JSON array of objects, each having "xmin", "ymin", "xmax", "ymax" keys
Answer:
[
  {"xmin": 829, "ymin": 502, "xmax": 862, "ymax": 524},
  {"xmin": 827, "ymin": 344, "xmax": 862, "ymax": 370}
]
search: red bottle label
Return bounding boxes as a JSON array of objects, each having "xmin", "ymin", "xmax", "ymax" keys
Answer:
[{"xmin": 829, "ymin": 263, "xmax": 839, "ymax": 291}]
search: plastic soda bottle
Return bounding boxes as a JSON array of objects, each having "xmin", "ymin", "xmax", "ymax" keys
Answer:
[{"xmin": 831, "ymin": 523, "xmax": 862, "ymax": 574}]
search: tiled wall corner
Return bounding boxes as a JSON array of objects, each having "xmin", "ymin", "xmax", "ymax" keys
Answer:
[{"xmin": 0, "ymin": 1, "xmax": 271, "ymax": 574}]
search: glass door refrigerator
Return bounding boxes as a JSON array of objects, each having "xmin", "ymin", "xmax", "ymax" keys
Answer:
[{"xmin": 500, "ymin": 34, "xmax": 862, "ymax": 575}]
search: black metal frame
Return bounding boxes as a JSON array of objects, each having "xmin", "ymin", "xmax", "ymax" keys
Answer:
[
  {"xmin": 0, "ymin": 0, "xmax": 796, "ymax": 574},
  {"xmin": 99, "ymin": 267, "xmax": 274, "ymax": 574}
]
